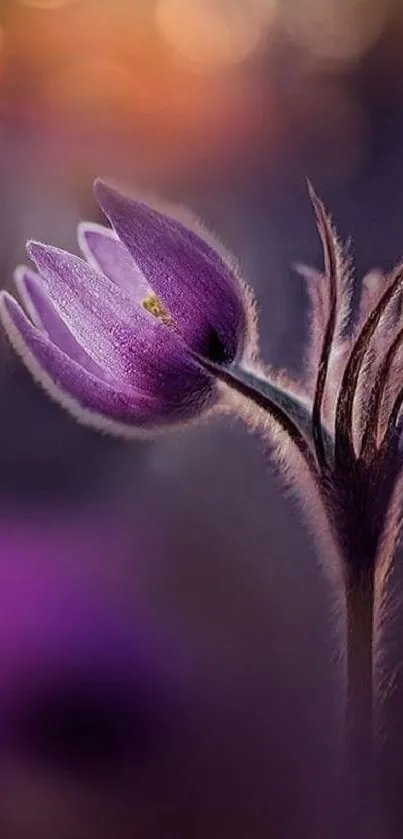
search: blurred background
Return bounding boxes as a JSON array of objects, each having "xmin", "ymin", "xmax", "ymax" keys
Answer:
[{"xmin": 0, "ymin": 0, "xmax": 402, "ymax": 836}]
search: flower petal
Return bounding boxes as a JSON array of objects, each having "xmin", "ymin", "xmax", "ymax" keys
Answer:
[
  {"xmin": 94, "ymin": 180, "xmax": 247, "ymax": 362},
  {"xmin": 0, "ymin": 292, "xmax": 151, "ymax": 430},
  {"xmin": 77, "ymin": 222, "xmax": 149, "ymax": 299},
  {"xmin": 14, "ymin": 266, "xmax": 103, "ymax": 376},
  {"xmin": 27, "ymin": 242, "xmax": 207, "ymax": 396},
  {"xmin": 0, "ymin": 293, "xmax": 215, "ymax": 435},
  {"xmin": 27, "ymin": 242, "xmax": 214, "ymax": 407}
]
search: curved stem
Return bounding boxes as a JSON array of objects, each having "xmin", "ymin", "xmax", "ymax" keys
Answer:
[
  {"xmin": 194, "ymin": 354, "xmax": 318, "ymax": 478},
  {"xmin": 228, "ymin": 367, "xmax": 314, "ymax": 438}
]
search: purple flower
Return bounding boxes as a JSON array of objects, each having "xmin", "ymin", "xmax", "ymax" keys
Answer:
[{"xmin": 0, "ymin": 181, "xmax": 255, "ymax": 437}]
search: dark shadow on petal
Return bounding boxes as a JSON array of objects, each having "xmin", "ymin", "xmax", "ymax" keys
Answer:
[{"xmin": 204, "ymin": 327, "xmax": 230, "ymax": 364}]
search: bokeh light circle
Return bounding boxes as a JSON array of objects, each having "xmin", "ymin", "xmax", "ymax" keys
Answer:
[{"xmin": 155, "ymin": 0, "xmax": 278, "ymax": 70}]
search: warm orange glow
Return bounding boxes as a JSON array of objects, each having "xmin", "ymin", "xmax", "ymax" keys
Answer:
[
  {"xmin": 281, "ymin": 0, "xmax": 389, "ymax": 63},
  {"xmin": 155, "ymin": 0, "xmax": 278, "ymax": 70},
  {"xmin": 4, "ymin": 0, "xmax": 396, "ymax": 184},
  {"xmin": 45, "ymin": 61, "xmax": 149, "ymax": 122},
  {"xmin": 15, "ymin": 0, "xmax": 79, "ymax": 8}
]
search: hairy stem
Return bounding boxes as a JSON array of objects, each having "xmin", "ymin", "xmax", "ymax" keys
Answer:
[
  {"xmin": 227, "ymin": 366, "xmax": 314, "ymax": 439},
  {"xmin": 344, "ymin": 571, "xmax": 376, "ymax": 833},
  {"xmin": 194, "ymin": 354, "xmax": 319, "ymax": 477}
]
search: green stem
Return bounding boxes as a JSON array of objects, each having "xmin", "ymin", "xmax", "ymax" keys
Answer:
[
  {"xmin": 192, "ymin": 354, "xmax": 319, "ymax": 475},
  {"xmin": 225, "ymin": 364, "xmax": 334, "ymax": 465},
  {"xmin": 232, "ymin": 366, "xmax": 315, "ymax": 439}
]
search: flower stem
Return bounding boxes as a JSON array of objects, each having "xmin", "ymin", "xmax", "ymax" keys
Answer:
[
  {"xmin": 344, "ymin": 571, "xmax": 376, "ymax": 833},
  {"xmin": 192, "ymin": 354, "xmax": 319, "ymax": 476}
]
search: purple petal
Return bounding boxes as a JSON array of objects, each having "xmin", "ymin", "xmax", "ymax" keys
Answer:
[
  {"xmin": 77, "ymin": 222, "xmax": 149, "ymax": 299},
  {"xmin": 94, "ymin": 181, "xmax": 246, "ymax": 362},
  {"xmin": 27, "ymin": 242, "xmax": 211, "ymax": 400},
  {"xmin": 14, "ymin": 266, "xmax": 103, "ymax": 376},
  {"xmin": 27, "ymin": 242, "xmax": 214, "ymax": 406},
  {"xmin": 1, "ymin": 292, "xmax": 150, "ymax": 429},
  {"xmin": 0, "ymin": 293, "xmax": 216, "ymax": 432}
]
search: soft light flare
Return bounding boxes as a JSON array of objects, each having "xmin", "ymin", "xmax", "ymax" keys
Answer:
[{"xmin": 155, "ymin": 0, "xmax": 278, "ymax": 70}]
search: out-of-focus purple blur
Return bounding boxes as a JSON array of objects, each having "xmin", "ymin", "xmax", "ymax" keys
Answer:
[{"xmin": 0, "ymin": 1, "xmax": 403, "ymax": 836}]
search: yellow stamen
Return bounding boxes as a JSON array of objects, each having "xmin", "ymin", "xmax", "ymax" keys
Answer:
[{"xmin": 141, "ymin": 293, "xmax": 173, "ymax": 326}]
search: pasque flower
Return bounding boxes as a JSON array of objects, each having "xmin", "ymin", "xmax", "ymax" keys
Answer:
[
  {"xmin": 4, "ymin": 176, "xmax": 403, "ymax": 829},
  {"xmin": 3, "ymin": 177, "xmax": 403, "ymax": 582},
  {"xmin": 0, "ymin": 181, "xmax": 255, "ymax": 437}
]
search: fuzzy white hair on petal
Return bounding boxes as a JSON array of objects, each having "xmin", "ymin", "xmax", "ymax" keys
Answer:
[
  {"xmin": 94, "ymin": 178, "xmax": 259, "ymax": 363},
  {"xmin": 77, "ymin": 221, "xmax": 120, "ymax": 270},
  {"xmin": 14, "ymin": 265, "xmax": 47, "ymax": 330},
  {"xmin": 0, "ymin": 291, "xmax": 220, "ymax": 442}
]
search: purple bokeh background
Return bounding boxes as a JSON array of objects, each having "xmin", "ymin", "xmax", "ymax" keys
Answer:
[{"xmin": 0, "ymin": 1, "xmax": 402, "ymax": 836}]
